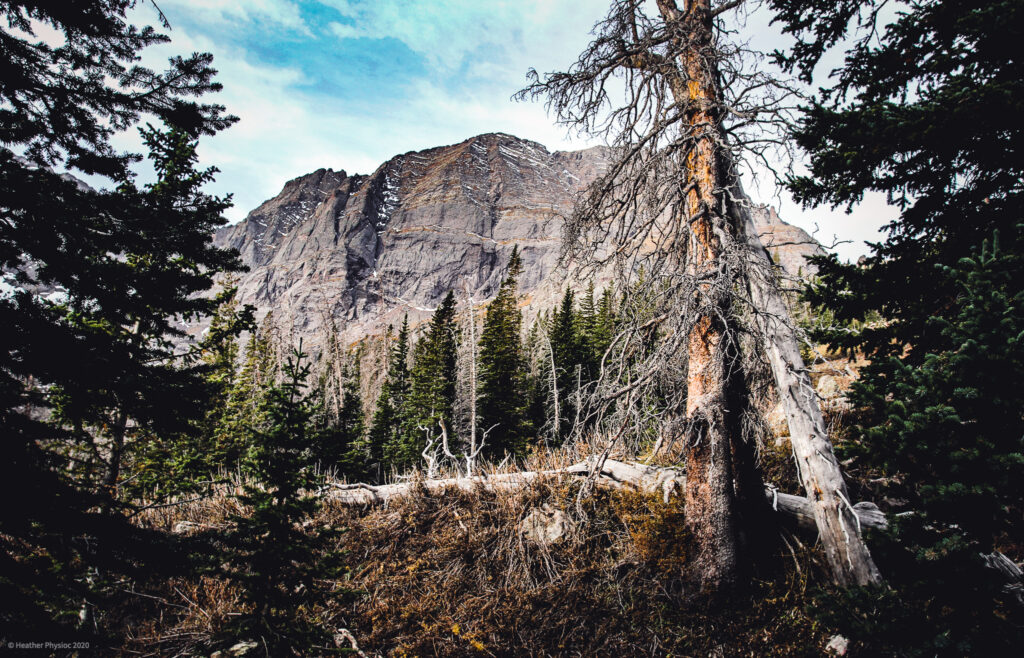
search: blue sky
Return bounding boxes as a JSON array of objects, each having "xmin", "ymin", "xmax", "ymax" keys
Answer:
[{"xmin": 117, "ymin": 0, "xmax": 892, "ymax": 261}]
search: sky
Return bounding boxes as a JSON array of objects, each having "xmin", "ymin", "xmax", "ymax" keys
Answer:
[{"xmin": 114, "ymin": 0, "xmax": 893, "ymax": 261}]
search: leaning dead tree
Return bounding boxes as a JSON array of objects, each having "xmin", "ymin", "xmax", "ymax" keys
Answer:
[{"xmin": 516, "ymin": 0, "xmax": 882, "ymax": 588}]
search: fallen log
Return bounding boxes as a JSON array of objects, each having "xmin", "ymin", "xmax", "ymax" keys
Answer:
[
  {"xmin": 322, "ymin": 458, "xmax": 886, "ymax": 530},
  {"xmin": 322, "ymin": 459, "xmax": 1024, "ymax": 600},
  {"xmin": 768, "ymin": 488, "xmax": 887, "ymax": 531}
]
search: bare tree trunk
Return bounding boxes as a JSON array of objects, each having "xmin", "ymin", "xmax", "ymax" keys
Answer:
[
  {"xmin": 734, "ymin": 199, "xmax": 884, "ymax": 586},
  {"xmin": 658, "ymin": 0, "xmax": 741, "ymax": 593},
  {"xmin": 542, "ymin": 328, "xmax": 560, "ymax": 446},
  {"xmin": 655, "ymin": 0, "xmax": 882, "ymax": 589},
  {"xmin": 103, "ymin": 407, "xmax": 129, "ymax": 492},
  {"xmin": 516, "ymin": 0, "xmax": 883, "ymax": 588},
  {"xmin": 466, "ymin": 291, "xmax": 479, "ymax": 460}
]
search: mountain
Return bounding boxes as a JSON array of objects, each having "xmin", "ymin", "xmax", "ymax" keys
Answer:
[
  {"xmin": 749, "ymin": 205, "xmax": 825, "ymax": 278},
  {"xmin": 213, "ymin": 133, "xmax": 821, "ymax": 345}
]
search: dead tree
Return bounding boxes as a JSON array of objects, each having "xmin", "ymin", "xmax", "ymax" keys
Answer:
[
  {"xmin": 517, "ymin": 0, "xmax": 882, "ymax": 588},
  {"xmin": 454, "ymin": 286, "xmax": 485, "ymax": 470}
]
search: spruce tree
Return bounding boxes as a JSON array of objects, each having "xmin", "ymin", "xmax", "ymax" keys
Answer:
[
  {"xmin": 589, "ymin": 286, "xmax": 616, "ymax": 372},
  {"xmin": 769, "ymin": 0, "xmax": 1024, "ymax": 649},
  {"xmin": 478, "ymin": 247, "xmax": 527, "ymax": 457},
  {"xmin": 212, "ymin": 315, "xmax": 279, "ymax": 469},
  {"xmin": 578, "ymin": 281, "xmax": 598, "ymax": 375},
  {"xmin": 310, "ymin": 327, "xmax": 366, "ymax": 476},
  {"xmin": 367, "ymin": 317, "xmax": 411, "ymax": 477},
  {"xmin": 404, "ymin": 291, "xmax": 459, "ymax": 467},
  {"xmin": 223, "ymin": 343, "xmax": 343, "ymax": 654},
  {"xmin": 335, "ymin": 357, "xmax": 366, "ymax": 476},
  {"xmin": 128, "ymin": 281, "xmax": 255, "ymax": 496},
  {"xmin": 816, "ymin": 229, "xmax": 1024, "ymax": 655},
  {"xmin": 522, "ymin": 315, "xmax": 551, "ymax": 445},
  {"xmin": 550, "ymin": 288, "xmax": 585, "ymax": 441},
  {"xmin": 1, "ymin": 0, "xmax": 237, "ymax": 632},
  {"xmin": 770, "ymin": 0, "xmax": 1024, "ymax": 359}
]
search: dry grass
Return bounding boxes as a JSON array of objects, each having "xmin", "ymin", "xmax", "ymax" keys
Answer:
[{"xmin": 107, "ymin": 456, "xmax": 840, "ymax": 657}]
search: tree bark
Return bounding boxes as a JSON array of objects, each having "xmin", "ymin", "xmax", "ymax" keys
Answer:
[
  {"xmin": 655, "ymin": 0, "xmax": 743, "ymax": 593},
  {"xmin": 103, "ymin": 408, "xmax": 129, "ymax": 492}
]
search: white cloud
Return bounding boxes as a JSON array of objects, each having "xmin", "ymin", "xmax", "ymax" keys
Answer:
[
  {"xmin": 322, "ymin": 0, "xmax": 604, "ymax": 79},
  {"xmin": 156, "ymin": 0, "xmax": 311, "ymax": 34}
]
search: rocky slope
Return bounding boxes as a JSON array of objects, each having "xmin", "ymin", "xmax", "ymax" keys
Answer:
[
  {"xmin": 213, "ymin": 133, "xmax": 822, "ymax": 345},
  {"xmin": 749, "ymin": 205, "xmax": 825, "ymax": 278}
]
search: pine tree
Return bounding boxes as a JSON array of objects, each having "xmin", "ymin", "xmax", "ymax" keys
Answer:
[
  {"xmin": 478, "ymin": 247, "xmax": 527, "ymax": 457},
  {"xmin": 0, "ymin": 1, "xmax": 237, "ymax": 632},
  {"xmin": 127, "ymin": 280, "xmax": 255, "ymax": 496},
  {"xmin": 851, "ymin": 229, "xmax": 1024, "ymax": 547},
  {"xmin": 404, "ymin": 291, "xmax": 459, "ymax": 467},
  {"xmin": 578, "ymin": 281, "xmax": 598, "ymax": 351},
  {"xmin": 589, "ymin": 286, "xmax": 616, "ymax": 373},
  {"xmin": 522, "ymin": 315, "xmax": 551, "ymax": 445},
  {"xmin": 212, "ymin": 315, "xmax": 279, "ymax": 469},
  {"xmin": 367, "ymin": 317, "xmax": 411, "ymax": 477},
  {"xmin": 310, "ymin": 325, "xmax": 366, "ymax": 476},
  {"xmin": 771, "ymin": 0, "xmax": 1024, "ymax": 360},
  {"xmin": 813, "ymin": 229, "xmax": 1024, "ymax": 655},
  {"xmin": 335, "ymin": 356, "xmax": 366, "ymax": 476},
  {"xmin": 769, "ymin": 0, "xmax": 1024, "ymax": 646},
  {"xmin": 549, "ymin": 288, "xmax": 585, "ymax": 441},
  {"xmin": 32, "ymin": 125, "xmax": 246, "ymax": 497},
  {"xmin": 223, "ymin": 343, "xmax": 343, "ymax": 654}
]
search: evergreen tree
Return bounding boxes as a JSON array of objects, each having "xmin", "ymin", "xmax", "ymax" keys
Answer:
[
  {"xmin": 770, "ymin": 0, "xmax": 1024, "ymax": 359},
  {"xmin": 522, "ymin": 315, "xmax": 551, "ymax": 445},
  {"xmin": 550, "ymin": 288, "xmax": 585, "ymax": 441},
  {"xmin": 588, "ymin": 286, "xmax": 616, "ymax": 373},
  {"xmin": 478, "ymin": 247, "xmax": 527, "ymax": 457},
  {"xmin": 311, "ymin": 327, "xmax": 365, "ymax": 476},
  {"xmin": 367, "ymin": 317, "xmax": 411, "ymax": 477},
  {"xmin": 0, "ymin": 0, "xmax": 237, "ymax": 634},
  {"xmin": 212, "ymin": 314, "xmax": 279, "ymax": 469},
  {"xmin": 851, "ymin": 229, "xmax": 1024, "ymax": 549},
  {"xmin": 199, "ymin": 280, "xmax": 251, "ymax": 412},
  {"xmin": 817, "ymin": 229, "xmax": 1024, "ymax": 655},
  {"xmin": 223, "ymin": 344, "xmax": 344, "ymax": 654},
  {"xmin": 769, "ymin": 0, "xmax": 1024, "ymax": 649},
  {"xmin": 334, "ymin": 356, "xmax": 366, "ymax": 475},
  {"xmin": 578, "ymin": 281, "xmax": 598, "ymax": 353},
  {"xmin": 127, "ymin": 281, "xmax": 255, "ymax": 496},
  {"xmin": 403, "ymin": 291, "xmax": 459, "ymax": 467},
  {"xmin": 34, "ymin": 125, "xmax": 247, "ymax": 496}
]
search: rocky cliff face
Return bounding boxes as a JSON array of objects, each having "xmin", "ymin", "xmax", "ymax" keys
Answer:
[
  {"xmin": 749, "ymin": 205, "xmax": 826, "ymax": 278},
  {"xmin": 213, "ymin": 133, "xmax": 821, "ymax": 345},
  {"xmin": 214, "ymin": 133, "xmax": 612, "ymax": 342}
]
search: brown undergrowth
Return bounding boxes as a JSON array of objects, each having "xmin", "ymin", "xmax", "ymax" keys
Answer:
[{"xmin": 104, "ymin": 462, "xmax": 853, "ymax": 657}]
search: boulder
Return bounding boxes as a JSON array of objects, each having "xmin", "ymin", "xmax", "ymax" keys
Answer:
[
  {"xmin": 825, "ymin": 634, "xmax": 849, "ymax": 655},
  {"xmin": 521, "ymin": 504, "xmax": 575, "ymax": 546}
]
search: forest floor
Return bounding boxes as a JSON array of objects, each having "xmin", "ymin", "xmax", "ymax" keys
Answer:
[{"xmin": 103, "ymin": 357, "xmax": 879, "ymax": 656}]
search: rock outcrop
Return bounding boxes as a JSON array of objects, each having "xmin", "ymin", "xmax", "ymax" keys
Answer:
[
  {"xmin": 749, "ymin": 205, "xmax": 826, "ymax": 278},
  {"xmin": 212, "ymin": 133, "xmax": 823, "ymax": 346}
]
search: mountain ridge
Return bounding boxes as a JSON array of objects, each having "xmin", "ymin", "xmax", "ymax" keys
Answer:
[{"xmin": 212, "ymin": 132, "xmax": 821, "ymax": 345}]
